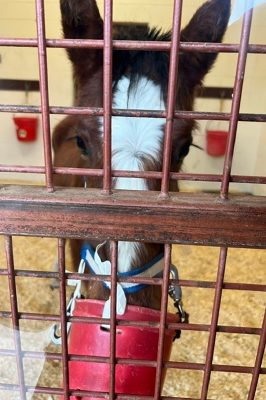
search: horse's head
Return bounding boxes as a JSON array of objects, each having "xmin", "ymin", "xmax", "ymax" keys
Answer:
[{"xmin": 53, "ymin": 0, "xmax": 231, "ymax": 309}]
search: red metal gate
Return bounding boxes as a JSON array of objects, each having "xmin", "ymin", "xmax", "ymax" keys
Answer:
[{"xmin": 0, "ymin": 1, "xmax": 265, "ymax": 399}]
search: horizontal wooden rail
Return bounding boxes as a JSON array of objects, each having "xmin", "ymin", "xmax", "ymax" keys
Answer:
[{"xmin": 0, "ymin": 185, "xmax": 265, "ymax": 248}]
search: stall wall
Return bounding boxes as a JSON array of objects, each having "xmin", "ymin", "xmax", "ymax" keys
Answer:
[{"xmin": 0, "ymin": 0, "xmax": 265, "ymax": 194}]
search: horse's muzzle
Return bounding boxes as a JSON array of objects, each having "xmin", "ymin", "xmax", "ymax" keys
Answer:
[{"xmin": 65, "ymin": 299, "xmax": 180, "ymax": 399}]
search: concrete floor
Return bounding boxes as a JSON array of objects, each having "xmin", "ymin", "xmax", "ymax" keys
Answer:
[{"xmin": 0, "ymin": 236, "xmax": 265, "ymax": 399}]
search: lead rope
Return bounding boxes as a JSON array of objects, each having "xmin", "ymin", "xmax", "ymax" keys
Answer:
[{"xmin": 50, "ymin": 258, "xmax": 86, "ymax": 345}]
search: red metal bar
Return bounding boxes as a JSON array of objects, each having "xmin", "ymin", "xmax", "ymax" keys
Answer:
[
  {"xmin": 0, "ymin": 349, "xmax": 61, "ymax": 361},
  {"xmin": 166, "ymin": 362, "xmax": 266, "ymax": 375},
  {"xmin": 161, "ymin": 0, "xmax": 183, "ymax": 196},
  {"xmin": 0, "ymin": 37, "xmax": 265, "ymax": 54},
  {"xmin": 2, "ymin": 345, "xmax": 266, "ymax": 365},
  {"xmin": 0, "ymin": 165, "xmax": 45, "ymax": 174},
  {"xmin": 0, "ymin": 311, "xmax": 59, "ymax": 321},
  {"xmin": 0, "ymin": 307, "xmax": 264, "ymax": 336},
  {"xmin": 102, "ymin": 0, "xmax": 113, "ymax": 194},
  {"xmin": 1, "ymin": 103, "xmax": 265, "ymax": 124},
  {"xmin": 0, "ymin": 383, "xmax": 215, "ymax": 400},
  {"xmin": 1, "ymin": 163, "xmax": 266, "ymax": 185},
  {"xmin": 58, "ymin": 238, "xmax": 70, "ymax": 400},
  {"xmin": 1, "ymin": 268, "xmax": 265, "ymax": 293},
  {"xmin": 247, "ymin": 308, "xmax": 266, "ymax": 400},
  {"xmin": 4, "ymin": 236, "xmax": 27, "ymax": 400},
  {"xmin": 220, "ymin": 6, "xmax": 253, "ymax": 199},
  {"xmin": 1, "ymin": 361, "xmax": 266, "ymax": 399},
  {"xmin": 35, "ymin": 0, "xmax": 54, "ymax": 191},
  {"xmin": 109, "ymin": 240, "xmax": 118, "ymax": 399},
  {"xmin": 154, "ymin": 244, "xmax": 172, "ymax": 398},
  {"xmin": 0, "ymin": 383, "xmax": 63, "ymax": 396},
  {"xmin": 200, "ymin": 247, "xmax": 228, "ymax": 400}
]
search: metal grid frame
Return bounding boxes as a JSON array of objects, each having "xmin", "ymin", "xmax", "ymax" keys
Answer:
[{"xmin": 0, "ymin": 0, "xmax": 265, "ymax": 399}]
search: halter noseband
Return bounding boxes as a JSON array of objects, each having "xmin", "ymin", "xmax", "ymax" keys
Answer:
[{"xmin": 51, "ymin": 242, "xmax": 186, "ymax": 345}]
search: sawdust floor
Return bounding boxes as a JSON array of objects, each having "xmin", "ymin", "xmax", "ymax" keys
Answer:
[{"xmin": 0, "ymin": 236, "xmax": 265, "ymax": 400}]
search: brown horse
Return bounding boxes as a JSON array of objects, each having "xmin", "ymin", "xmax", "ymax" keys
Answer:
[{"xmin": 53, "ymin": 0, "xmax": 231, "ymax": 311}]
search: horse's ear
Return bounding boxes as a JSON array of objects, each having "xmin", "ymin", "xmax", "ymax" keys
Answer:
[{"xmin": 180, "ymin": 0, "xmax": 231, "ymax": 89}]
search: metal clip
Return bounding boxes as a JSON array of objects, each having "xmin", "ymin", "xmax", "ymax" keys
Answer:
[
  {"xmin": 169, "ymin": 264, "xmax": 181, "ymax": 302},
  {"xmin": 169, "ymin": 264, "xmax": 188, "ymax": 323}
]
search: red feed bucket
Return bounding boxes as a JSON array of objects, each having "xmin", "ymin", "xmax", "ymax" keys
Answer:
[
  {"xmin": 206, "ymin": 130, "xmax": 228, "ymax": 156},
  {"xmin": 65, "ymin": 299, "xmax": 179, "ymax": 399},
  {"xmin": 13, "ymin": 116, "xmax": 38, "ymax": 142}
]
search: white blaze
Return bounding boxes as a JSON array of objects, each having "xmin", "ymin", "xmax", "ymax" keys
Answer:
[{"xmin": 110, "ymin": 76, "xmax": 166, "ymax": 272}]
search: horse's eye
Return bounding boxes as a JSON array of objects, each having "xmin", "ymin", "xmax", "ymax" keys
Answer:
[{"xmin": 76, "ymin": 135, "xmax": 89, "ymax": 156}]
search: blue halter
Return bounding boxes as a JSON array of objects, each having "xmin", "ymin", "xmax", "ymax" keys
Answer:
[{"xmin": 81, "ymin": 243, "xmax": 164, "ymax": 294}]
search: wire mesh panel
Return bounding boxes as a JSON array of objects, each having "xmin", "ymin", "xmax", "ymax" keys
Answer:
[
  {"xmin": 0, "ymin": 237, "xmax": 265, "ymax": 399},
  {"xmin": 0, "ymin": 0, "xmax": 265, "ymax": 399}
]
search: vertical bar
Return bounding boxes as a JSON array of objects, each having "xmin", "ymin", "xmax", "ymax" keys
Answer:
[
  {"xmin": 58, "ymin": 238, "xmax": 69, "ymax": 400},
  {"xmin": 4, "ymin": 236, "xmax": 27, "ymax": 400},
  {"xmin": 109, "ymin": 240, "xmax": 118, "ymax": 399},
  {"xmin": 154, "ymin": 243, "xmax": 172, "ymax": 399},
  {"xmin": 247, "ymin": 308, "xmax": 266, "ymax": 400},
  {"xmin": 102, "ymin": 0, "xmax": 113, "ymax": 194},
  {"xmin": 35, "ymin": 0, "xmax": 54, "ymax": 192},
  {"xmin": 220, "ymin": 1, "xmax": 254, "ymax": 199},
  {"xmin": 160, "ymin": 0, "xmax": 183, "ymax": 196},
  {"xmin": 201, "ymin": 247, "xmax": 228, "ymax": 400}
]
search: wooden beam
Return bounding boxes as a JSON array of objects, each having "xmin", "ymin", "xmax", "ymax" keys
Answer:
[{"xmin": 0, "ymin": 186, "xmax": 265, "ymax": 249}]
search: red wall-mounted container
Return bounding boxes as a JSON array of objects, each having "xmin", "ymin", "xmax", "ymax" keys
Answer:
[
  {"xmin": 13, "ymin": 116, "xmax": 38, "ymax": 142},
  {"xmin": 206, "ymin": 129, "xmax": 228, "ymax": 157}
]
